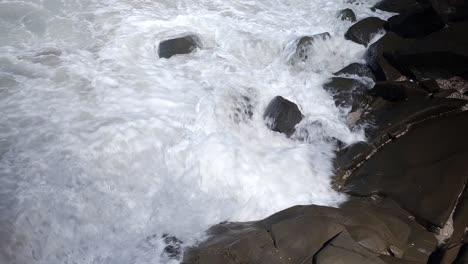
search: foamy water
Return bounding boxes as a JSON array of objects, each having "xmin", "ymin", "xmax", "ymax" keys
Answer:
[{"xmin": 0, "ymin": 0, "xmax": 390, "ymax": 263}]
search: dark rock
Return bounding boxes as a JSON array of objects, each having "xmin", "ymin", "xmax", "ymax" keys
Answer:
[
  {"xmin": 387, "ymin": 22, "xmax": 468, "ymax": 80},
  {"xmin": 369, "ymin": 81, "xmax": 428, "ymax": 101},
  {"xmin": 343, "ymin": 111, "xmax": 468, "ymax": 228},
  {"xmin": 291, "ymin": 32, "xmax": 331, "ymax": 62},
  {"xmin": 158, "ymin": 35, "xmax": 200, "ymax": 59},
  {"xmin": 374, "ymin": 0, "xmax": 423, "ymax": 13},
  {"xmin": 263, "ymin": 96, "xmax": 303, "ymax": 137},
  {"xmin": 323, "ymin": 77, "xmax": 371, "ymax": 111},
  {"xmin": 418, "ymin": 79, "xmax": 440, "ymax": 93},
  {"xmin": 365, "ymin": 32, "xmax": 410, "ymax": 81},
  {"xmin": 357, "ymin": 97, "xmax": 466, "ymax": 149},
  {"xmin": 183, "ymin": 198, "xmax": 437, "ymax": 264},
  {"xmin": 454, "ymin": 243, "xmax": 468, "ymax": 264},
  {"xmin": 436, "ymin": 76, "xmax": 468, "ymax": 93},
  {"xmin": 162, "ymin": 234, "xmax": 183, "ymax": 259},
  {"xmin": 345, "ymin": 17, "xmax": 387, "ymax": 46},
  {"xmin": 385, "ymin": 5, "xmax": 445, "ymax": 38},
  {"xmin": 433, "ymin": 89, "xmax": 460, "ymax": 98},
  {"xmin": 334, "ymin": 63, "xmax": 376, "ymax": 81},
  {"xmin": 338, "ymin": 8, "xmax": 357, "ymax": 22},
  {"xmin": 430, "ymin": 0, "xmax": 468, "ymax": 24},
  {"xmin": 334, "ymin": 141, "xmax": 376, "ymax": 187}
]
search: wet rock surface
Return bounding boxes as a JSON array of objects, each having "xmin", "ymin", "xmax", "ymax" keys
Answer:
[
  {"xmin": 343, "ymin": 111, "xmax": 468, "ymax": 228},
  {"xmin": 345, "ymin": 17, "xmax": 386, "ymax": 46},
  {"xmin": 263, "ymin": 96, "xmax": 303, "ymax": 137},
  {"xmin": 291, "ymin": 32, "xmax": 331, "ymax": 62},
  {"xmin": 338, "ymin": 8, "xmax": 357, "ymax": 22},
  {"xmin": 334, "ymin": 63, "xmax": 376, "ymax": 81},
  {"xmin": 323, "ymin": 77, "xmax": 371, "ymax": 111},
  {"xmin": 183, "ymin": 198, "xmax": 437, "ymax": 264},
  {"xmin": 158, "ymin": 35, "xmax": 200, "ymax": 59}
]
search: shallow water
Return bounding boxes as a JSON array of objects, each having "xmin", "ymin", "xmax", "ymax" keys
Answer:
[{"xmin": 0, "ymin": 0, "xmax": 390, "ymax": 263}]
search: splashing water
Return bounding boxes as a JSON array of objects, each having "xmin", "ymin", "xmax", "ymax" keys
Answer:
[{"xmin": 0, "ymin": 0, "xmax": 390, "ymax": 263}]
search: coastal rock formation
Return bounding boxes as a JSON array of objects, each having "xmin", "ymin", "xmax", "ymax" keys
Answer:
[
  {"xmin": 337, "ymin": 8, "xmax": 357, "ymax": 22},
  {"xmin": 183, "ymin": 198, "xmax": 437, "ymax": 264}
]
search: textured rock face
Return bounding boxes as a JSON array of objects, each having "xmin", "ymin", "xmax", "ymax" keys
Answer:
[
  {"xmin": 263, "ymin": 96, "xmax": 303, "ymax": 137},
  {"xmin": 323, "ymin": 77, "xmax": 371, "ymax": 111},
  {"xmin": 344, "ymin": 17, "xmax": 386, "ymax": 46},
  {"xmin": 158, "ymin": 35, "xmax": 200, "ymax": 59},
  {"xmin": 182, "ymin": 198, "xmax": 437, "ymax": 264},
  {"xmin": 343, "ymin": 111, "xmax": 468, "ymax": 228}
]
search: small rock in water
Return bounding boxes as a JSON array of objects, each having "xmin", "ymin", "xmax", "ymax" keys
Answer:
[
  {"xmin": 334, "ymin": 63, "xmax": 376, "ymax": 81},
  {"xmin": 161, "ymin": 234, "xmax": 183, "ymax": 260},
  {"xmin": 290, "ymin": 32, "xmax": 331, "ymax": 62},
  {"xmin": 264, "ymin": 96, "xmax": 303, "ymax": 137},
  {"xmin": 158, "ymin": 35, "xmax": 200, "ymax": 59},
  {"xmin": 344, "ymin": 17, "xmax": 386, "ymax": 46},
  {"xmin": 338, "ymin": 8, "xmax": 357, "ymax": 22}
]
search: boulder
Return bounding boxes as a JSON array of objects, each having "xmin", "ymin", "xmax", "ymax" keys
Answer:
[
  {"xmin": 385, "ymin": 5, "xmax": 445, "ymax": 38},
  {"xmin": 454, "ymin": 243, "xmax": 468, "ymax": 264},
  {"xmin": 369, "ymin": 81, "xmax": 428, "ymax": 101},
  {"xmin": 418, "ymin": 79, "xmax": 440, "ymax": 93},
  {"xmin": 345, "ymin": 17, "xmax": 386, "ymax": 46},
  {"xmin": 387, "ymin": 22, "xmax": 468, "ymax": 80},
  {"xmin": 433, "ymin": 89, "xmax": 460, "ymax": 98},
  {"xmin": 334, "ymin": 63, "xmax": 376, "ymax": 81},
  {"xmin": 158, "ymin": 35, "xmax": 200, "ymax": 59},
  {"xmin": 338, "ymin": 8, "xmax": 357, "ymax": 22},
  {"xmin": 365, "ymin": 32, "xmax": 410, "ymax": 81},
  {"xmin": 291, "ymin": 32, "xmax": 331, "ymax": 62},
  {"xmin": 182, "ymin": 198, "xmax": 437, "ymax": 264},
  {"xmin": 323, "ymin": 77, "xmax": 371, "ymax": 111},
  {"xmin": 430, "ymin": 0, "xmax": 468, "ymax": 24},
  {"xmin": 263, "ymin": 96, "xmax": 303, "ymax": 137},
  {"xmin": 374, "ymin": 0, "xmax": 423, "ymax": 13},
  {"xmin": 343, "ymin": 111, "xmax": 468, "ymax": 228}
]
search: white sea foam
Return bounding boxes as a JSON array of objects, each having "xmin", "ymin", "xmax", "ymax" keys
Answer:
[{"xmin": 0, "ymin": 0, "xmax": 388, "ymax": 263}]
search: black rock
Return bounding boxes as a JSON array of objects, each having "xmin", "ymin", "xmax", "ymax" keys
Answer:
[
  {"xmin": 365, "ymin": 32, "xmax": 410, "ymax": 81},
  {"xmin": 454, "ymin": 244, "xmax": 468, "ymax": 264},
  {"xmin": 430, "ymin": 0, "xmax": 468, "ymax": 24},
  {"xmin": 369, "ymin": 81, "xmax": 428, "ymax": 101},
  {"xmin": 263, "ymin": 96, "xmax": 303, "ymax": 137},
  {"xmin": 387, "ymin": 22, "xmax": 468, "ymax": 80},
  {"xmin": 385, "ymin": 5, "xmax": 445, "ymax": 38},
  {"xmin": 344, "ymin": 111, "xmax": 468, "ymax": 228},
  {"xmin": 291, "ymin": 32, "xmax": 331, "ymax": 62},
  {"xmin": 338, "ymin": 8, "xmax": 357, "ymax": 22},
  {"xmin": 344, "ymin": 17, "xmax": 386, "ymax": 46},
  {"xmin": 158, "ymin": 35, "xmax": 200, "ymax": 59},
  {"xmin": 334, "ymin": 63, "xmax": 376, "ymax": 81},
  {"xmin": 182, "ymin": 198, "xmax": 437, "ymax": 264},
  {"xmin": 374, "ymin": 0, "xmax": 423, "ymax": 13},
  {"xmin": 323, "ymin": 77, "xmax": 371, "ymax": 111},
  {"xmin": 418, "ymin": 79, "xmax": 440, "ymax": 93}
]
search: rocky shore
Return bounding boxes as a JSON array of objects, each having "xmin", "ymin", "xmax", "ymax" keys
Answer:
[{"xmin": 158, "ymin": 0, "xmax": 468, "ymax": 263}]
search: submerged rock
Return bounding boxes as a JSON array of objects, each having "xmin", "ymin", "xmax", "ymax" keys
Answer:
[
  {"xmin": 290, "ymin": 32, "xmax": 331, "ymax": 62},
  {"xmin": 158, "ymin": 35, "xmax": 200, "ymax": 59},
  {"xmin": 343, "ymin": 111, "xmax": 468, "ymax": 228},
  {"xmin": 182, "ymin": 198, "xmax": 437, "ymax": 264},
  {"xmin": 338, "ymin": 8, "xmax": 357, "ymax": 22},
  {"xmin": 323, "ymin": 77, "xmax": 371, "ymax": 111},
  {"xmin": 263, "ymin": 96, "xmax": 303, "ymax": 137},
  {"xmin": 344, "ymin": 17, "xmax": 386, "ymax": 46}
]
